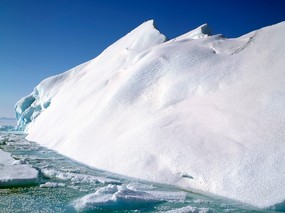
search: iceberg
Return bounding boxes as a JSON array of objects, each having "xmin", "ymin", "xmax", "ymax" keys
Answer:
[
  {"xmin": 0, "ymin": 117, "xmax": 16, "ymax": 131},
  {"xmin": 0, "ymin": 125, "xmax": 15, "ymax": 132},
  {"xmin": 15, "ymin": 20, "xmax": 285, "ymax": 208}
]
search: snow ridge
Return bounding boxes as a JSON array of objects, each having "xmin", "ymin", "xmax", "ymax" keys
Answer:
[
  {"xmin": 15, "ymin": 20, "xmax": 285, "ymax": 208},
  {"xmin": 175, "ymin": 23, "xmax": 211, "ymax": 40}
]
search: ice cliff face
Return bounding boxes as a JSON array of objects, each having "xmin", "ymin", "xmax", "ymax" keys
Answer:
[{"xmin": 15, "ymin": 20, "xmax": 285, "ymax": 208}]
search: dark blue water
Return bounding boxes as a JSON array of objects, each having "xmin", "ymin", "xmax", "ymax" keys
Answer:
[{"xmin": 0, "ymin": 132, "xmax": 280, "ymax": 212}]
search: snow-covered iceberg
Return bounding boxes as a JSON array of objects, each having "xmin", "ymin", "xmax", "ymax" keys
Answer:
[{"xmin": 15, "ymin": 20, "xmax": 285, "ymax": 208}]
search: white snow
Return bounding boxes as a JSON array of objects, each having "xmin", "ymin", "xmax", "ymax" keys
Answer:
[
  {"xmin": 15, "ymin": 20, "xmax": 285, "ymax": 208},
  {"xmin": 0, "ymin": 149, "xmax": 39, "ymax": 187}
]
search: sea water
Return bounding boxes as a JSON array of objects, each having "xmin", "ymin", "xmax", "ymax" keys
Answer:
[{"xmin": 0, "ymin": 132, "xmax": 278, "ymax": 212}]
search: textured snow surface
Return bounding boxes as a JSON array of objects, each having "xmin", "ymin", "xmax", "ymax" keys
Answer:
[
  {"xmin": 16, "ymin": 20, "xmax": 285, "ymax": 208},
  {"xmin": 0, "ymin": 149, "xmax": 39, "ymax": 187}
]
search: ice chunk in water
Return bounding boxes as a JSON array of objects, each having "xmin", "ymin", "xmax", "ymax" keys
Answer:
[
  {"xmin": 73, "ymin": 184, "xmax": 162, "ymax": 211},
  {"xmin": 0, "ymin": 149, "xmax": 39, "ymax": 187},
  {"xmin": 0, "ymin": 165, "xmax": 39, "ymax": 187},
  {"xmin": 165, "ymin": 205, "xmax": 212, "ymax": 213}
]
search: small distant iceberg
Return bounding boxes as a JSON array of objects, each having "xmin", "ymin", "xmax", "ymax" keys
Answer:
[
  {"xmin": 0, "ymin": 117, "xmax": 17, "ymax": 132},
  {"xmin": 0, "ymin": 125, "xmax": 16, "ymax": 132}
]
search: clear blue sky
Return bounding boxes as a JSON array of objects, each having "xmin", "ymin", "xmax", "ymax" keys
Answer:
[{"xmin": 0, "ymin": 0, "xmax": 284, "ymax": 117}]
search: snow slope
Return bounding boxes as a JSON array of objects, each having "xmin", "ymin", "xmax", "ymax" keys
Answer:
[{"xmin": 15, "ymin": 20, "xmax": 285, "ymax": 208}]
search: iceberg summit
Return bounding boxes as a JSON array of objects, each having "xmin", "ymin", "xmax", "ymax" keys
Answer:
[{"xmin": 15, "ymin": 20, "xmax": 285, "ymax": 208}]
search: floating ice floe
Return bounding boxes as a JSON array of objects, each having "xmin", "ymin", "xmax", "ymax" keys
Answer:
[
  {"xmin": 73, "ymin": 184, "xmax": 163, "ymax": 211},
  {"xmin": 39, "ymin": 182, "xmax": 66, "ymax": 188},
  {"xmin": 0, "ymin": 149, "xmax": 39, "ymax": 187},
  {"xmin": 74, "ymin": 183, "xmax": 190, "ymax": 211}
]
